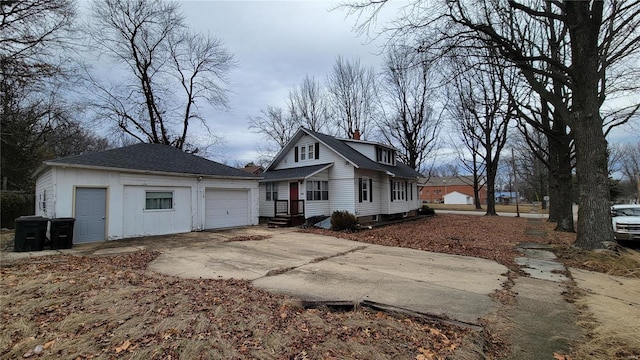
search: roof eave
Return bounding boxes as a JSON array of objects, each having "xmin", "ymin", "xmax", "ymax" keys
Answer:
[{"xmin": 43, "ymin": 162, "xmax": 262, "ymax": 180}]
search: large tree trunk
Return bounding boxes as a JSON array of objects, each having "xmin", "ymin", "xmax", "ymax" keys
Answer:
[
  {"xmin": 572, "ymin": 115, "xmax": 612, "ymax": 249},
  {"xmin": 567, "ymin": 1, "xmax": 612, "ymax": 249},
  {"xmin": 548, "ymin": 116, "xmax": 575, "ymax": 232}
]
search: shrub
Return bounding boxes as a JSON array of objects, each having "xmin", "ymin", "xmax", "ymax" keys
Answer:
[
  {"xmin": 330, "ymin": 210, "xmax": 358, "ymax": 232},
  {"xmin": 418, "ymin": 204, "xmax": 435, "ymax": 216},
  {"xmin": 1, "ymin": 192, "xmax": 34, "ymax": 229}
]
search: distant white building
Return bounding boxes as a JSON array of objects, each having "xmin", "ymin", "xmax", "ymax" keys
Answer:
[{"xmin": 443, "ymin": 191, "xmax": 474, "ymax": 205}]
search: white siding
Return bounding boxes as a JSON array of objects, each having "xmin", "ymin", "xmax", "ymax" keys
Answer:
[
  {"xmin": 123, "ymin": 186, "xmax": 192, "ymax": 237},
  {"xmin": 344, "ymin": 142, "xmax": 376, "ymax": 161},
  {"xmin": 387, "ymin": 179, "xmax": 419, "ymax": 214},
  {"xmin": 355, "ymin": 170, "xmax": 383, "ymax": 216},
  {"xmin": 274, "ymin": 134, "xmax": 343, "ymax": 170},
  {"xmin": 34, "ymin": 168, "xmax": 55, "ymax": 218},
  {"xmin": 304, "ymin": 171, "xmax": 330, "ymax": 217},
  {"xmin": 259, "ymin": 183, "xmax": 272, "ymax": 217},
  {"xmin": 326, "ymin": 159, "xmax": 355, "ymax": 215},
  {"xmin": 44, "ymin": 167, "xmax": 258, "ymax": 241}
]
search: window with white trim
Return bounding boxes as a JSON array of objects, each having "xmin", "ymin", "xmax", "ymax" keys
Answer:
[
  {"xmin": 300, "ymin": 145, "xmax": 306, "ymax": 160},
  {"xmin": 359, "ymin": 177, "xmax": 372, "ymax": 203},
  {"xmin": 266, "ymin": 182, "xmax": 278, "ymax": 201},
  {"xmin": 392, "ymin": 181, "xmax": 406, "ymax": 201},
  {"xmin": 306, "ymin": 180, "xmax": 328, "ymax": 201},
  {"xmin": 308, "ymin": 144, "xmax": 314, "ymax": 160},
  {"xmin": 375, "ymin": 146, "xmax": 396, "ymax": 165},
  {"xmin": 145, "ymin": 191, "xmax": 173, "ymax": 210}
]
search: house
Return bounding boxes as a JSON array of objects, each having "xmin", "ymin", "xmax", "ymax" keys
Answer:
[
  {"xmin": 259, "ymin": 128, "xmax": 424, "ymax": 225},
  {"xmin": 443, "ymin": 191, "xmax": 474, "ymax": 205},
  {"xmin": 419, "ymin": 176, "xmax": 486, "ymax": 204},
  {"xmin": 495, "ymin": 191, "xmax": 521, "ymax": 204},
  {"xmin": 33, "ymin": 144, "xmax": 261, "ymax": 243},
  {"xmin": 240, "ymin": 165, "xmax": 264, "ymax": 175}
]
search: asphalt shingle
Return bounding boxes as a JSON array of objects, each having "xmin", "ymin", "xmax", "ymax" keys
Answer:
[
  {"xmin": 47, "ymin": 143, "xmax": 260, "ymax": 178},
  {"xmin": 261, "ymin": 163, "xmax": 333, "ymax": 181}
]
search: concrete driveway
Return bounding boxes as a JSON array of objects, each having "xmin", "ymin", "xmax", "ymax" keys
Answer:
[
  {"xmin": 147, "ymin": 227, "xmax": 508, "ymax": 326},
  {"xmin": 3, "ymin": 226, "xmax": 508, "ymax": 325}
]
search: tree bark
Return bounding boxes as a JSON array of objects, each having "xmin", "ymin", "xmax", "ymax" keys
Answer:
[{"xmin": 567, "ymin": 1, "xmax": 612, "ymax": 249}]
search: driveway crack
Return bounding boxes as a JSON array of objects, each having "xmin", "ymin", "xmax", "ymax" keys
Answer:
[{"xmin": 263, "ymin": 245, "xmax": 368, "ymax": 277}]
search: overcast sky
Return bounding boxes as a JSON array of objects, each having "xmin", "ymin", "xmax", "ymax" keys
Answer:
[
  {"xmin": 82, "ymin": 1, "xmax": 638, "ymax": 167},
  {"xmin": 175, "ymin": 0, "xmax": 394, "ymax": 165}
]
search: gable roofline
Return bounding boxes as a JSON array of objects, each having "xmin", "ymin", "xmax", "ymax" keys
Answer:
[
  {"xmin": 34, "ymin": 143, "xmax": 262, "ymax": 180},
  {"xmin": 40, "ymin": 162, "xmax": 263, "ymax": 180},
  {"xmin": 266, "ymin": 127, "xmax": 423, "ymax": 180},
  {"xmin": 266, "ymin": 128, "xmax": 358, "ymax": 171}
]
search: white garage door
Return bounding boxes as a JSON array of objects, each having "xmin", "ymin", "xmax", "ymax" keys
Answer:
[{"xmin": 205, "ymin": 189, "xmax": 250, "ymax": 229}]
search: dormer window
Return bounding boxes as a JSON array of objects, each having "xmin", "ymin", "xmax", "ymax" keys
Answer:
[
  {"xmin": 294, "ymin": 142, "xmax": 320, "ymax": 162},
  {"xmin": 375, "ymin": 146, "xmax": 395, "ymax": 165}
]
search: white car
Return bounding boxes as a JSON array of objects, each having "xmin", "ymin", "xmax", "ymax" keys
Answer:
[{"xmin": 611, "ymin": 204, "xmax": 640, "ymax": 241}]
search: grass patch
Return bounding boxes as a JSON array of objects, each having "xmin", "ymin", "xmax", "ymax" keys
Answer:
[
  {"xmin": 427, "ymin": 203, "xmax": 549, "ymax": 214},
  {"xmin": 554, "ymin": 245, "xmax": 640, "ymax": 278}
]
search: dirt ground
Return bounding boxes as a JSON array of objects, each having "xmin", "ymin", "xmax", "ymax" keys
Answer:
[{"xmin": 2, "ymin": 215, "xmax": 640, "ymax": 359}]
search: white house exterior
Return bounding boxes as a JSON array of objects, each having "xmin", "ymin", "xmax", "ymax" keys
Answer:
[
  {"xmin": 259, "ymin": 128, "xmax": 424, "ymax": 222},
  {"xmin": 443, "ymin": 191, "xmax": 474, "ymax": 205},
  {"xmin": 33, "ymin": 144, "xmax": 260, "ymax": 243}
]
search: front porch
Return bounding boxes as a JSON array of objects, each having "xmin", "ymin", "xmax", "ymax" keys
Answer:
[{"xmin": 267, "ymin": 199, "xmax": 305, "ymax": 228}]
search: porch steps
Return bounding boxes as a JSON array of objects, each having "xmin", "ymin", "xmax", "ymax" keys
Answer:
[
  {"xmin": 268, "ymin": 215, "xmax": 305, "ymax": 228},
  {"xmin": 268, "ymin": 216, "xmax": 292, "ymax": 228}
]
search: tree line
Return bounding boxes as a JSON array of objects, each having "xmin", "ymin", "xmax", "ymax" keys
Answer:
[{"xmin": 2, "ymin": 0, "xmax": 639, "ymax": 251}]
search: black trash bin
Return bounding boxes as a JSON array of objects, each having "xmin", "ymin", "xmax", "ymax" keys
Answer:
[
  {"xmin": 14, "ymin": 216, "xmax": 49, "ymax": 252},
  {"xmin": 49, "ymin": 218, "xmax": 76, "ymax": 250}
]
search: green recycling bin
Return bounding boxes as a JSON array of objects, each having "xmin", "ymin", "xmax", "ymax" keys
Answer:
[
  {"xmin": 50, "ymin": 218, "xmax": 76, "ymax": 249},
  {"xmin": 14, "ymin": 216, "xmax": 49, "ymax": 252}
]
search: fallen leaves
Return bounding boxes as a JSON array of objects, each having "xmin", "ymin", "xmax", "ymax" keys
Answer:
[
  {"xmin": 303, "ymin": 214, "xmax": 574, "ymax": 272},
  {"xmin": 114, "ymin": 340, "xmax": 130, "ymax": 354},
  {"xmin": 553, "ymin": 352, "xmax": 573, "ymax": 360},
  {"xmin": 1, "ymin": 250, "xmax": 467, "ymax": 359}
]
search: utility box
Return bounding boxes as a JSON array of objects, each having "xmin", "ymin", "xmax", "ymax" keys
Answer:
[
  {"xmin": 49, "ymin": 218, "xmax": 76, "ymax": 250},
  {"xmin": 14, "ymin": 216, "xmax": 49, "ymax": 252}
]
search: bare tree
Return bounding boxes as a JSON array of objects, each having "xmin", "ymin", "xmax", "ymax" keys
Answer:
[
  {"xmin": 327, "ymin": 56, "xmax": 378, "ymax": 139},
  {"xmin": 287, "ymin": 75, "xmax": 331, "ymax": 134},
  {"xmin": 377, "ymin": 44, "xmax": 442, "ymax": 171},
  {"xmin": 248, "ymin": 105, "xmax": 297, "ymax": 149},
  {"xmin": 448, "ymin": 50, "xmax": 515, "ymax": 216},
  {"xmin": 1, "ymin": 0, "xmax": 83, "ymax": 190},
  {"xmin": 344, "ymin": 0, "xmax": 640, "ymax": 249},
  {"xmin": 87, "ymin": 0, "xmax": 234, "ymax": 152},
  {"xmin": 1, "ymin": 0, "xmax": 75, "ymax": 82}
]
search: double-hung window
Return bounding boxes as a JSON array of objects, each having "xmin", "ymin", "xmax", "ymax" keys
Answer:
[
  {"xmin": 266, "ymin": 182, "xmax": 278, "ymax": 201},
  {"xmin": 359, "ymin": 177, "xmax": 373, "ymax": 203},
  {"xmin": 306, "ymin": 180, "xmax": 328, "ymax": 200},
  {"xmin": 146, "ymin": 191, "xmax": 173, "ymax": 210},
  {"xmin": 308, "ymin": 144, "xmax": 314, "ymax": 160},
  {"xmin": 300, "ymin": 146, "xmax": 306, "ymax": 160}
]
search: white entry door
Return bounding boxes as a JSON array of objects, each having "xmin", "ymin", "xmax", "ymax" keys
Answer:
[{"xmin": 205, "ymin": 189, "xmax": 249, "ymax": 229}]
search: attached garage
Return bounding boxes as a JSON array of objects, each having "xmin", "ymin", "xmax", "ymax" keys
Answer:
[
  {"xmin": 33, "ymin": 144, "xmax": 261, "ymax": 243},
  {"xmin": 205, "ymin": 189, "xmax": 250, "ymax": 229}
]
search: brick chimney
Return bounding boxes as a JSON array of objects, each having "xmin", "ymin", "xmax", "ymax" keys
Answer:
[{"xmin": 353, "ymin": 129, "xmax": 361, "ymax": 140}]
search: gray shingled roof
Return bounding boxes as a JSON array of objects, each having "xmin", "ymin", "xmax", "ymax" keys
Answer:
[
  {"xmin": 261, "ymin": 163, "xmax": 333, "ymax": 181},
  {"xmin": 302, "ymin": 128, "xmax": 423, "ymax": 179},
  {"xmin": 46, "ymin": 143, "xmax": 260, "ymax": 178}
]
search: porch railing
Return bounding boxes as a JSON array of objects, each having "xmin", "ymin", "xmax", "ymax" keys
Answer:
[{"xmin": 273, "ymin": 199, "xmax": 305, "ymax": 217}]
